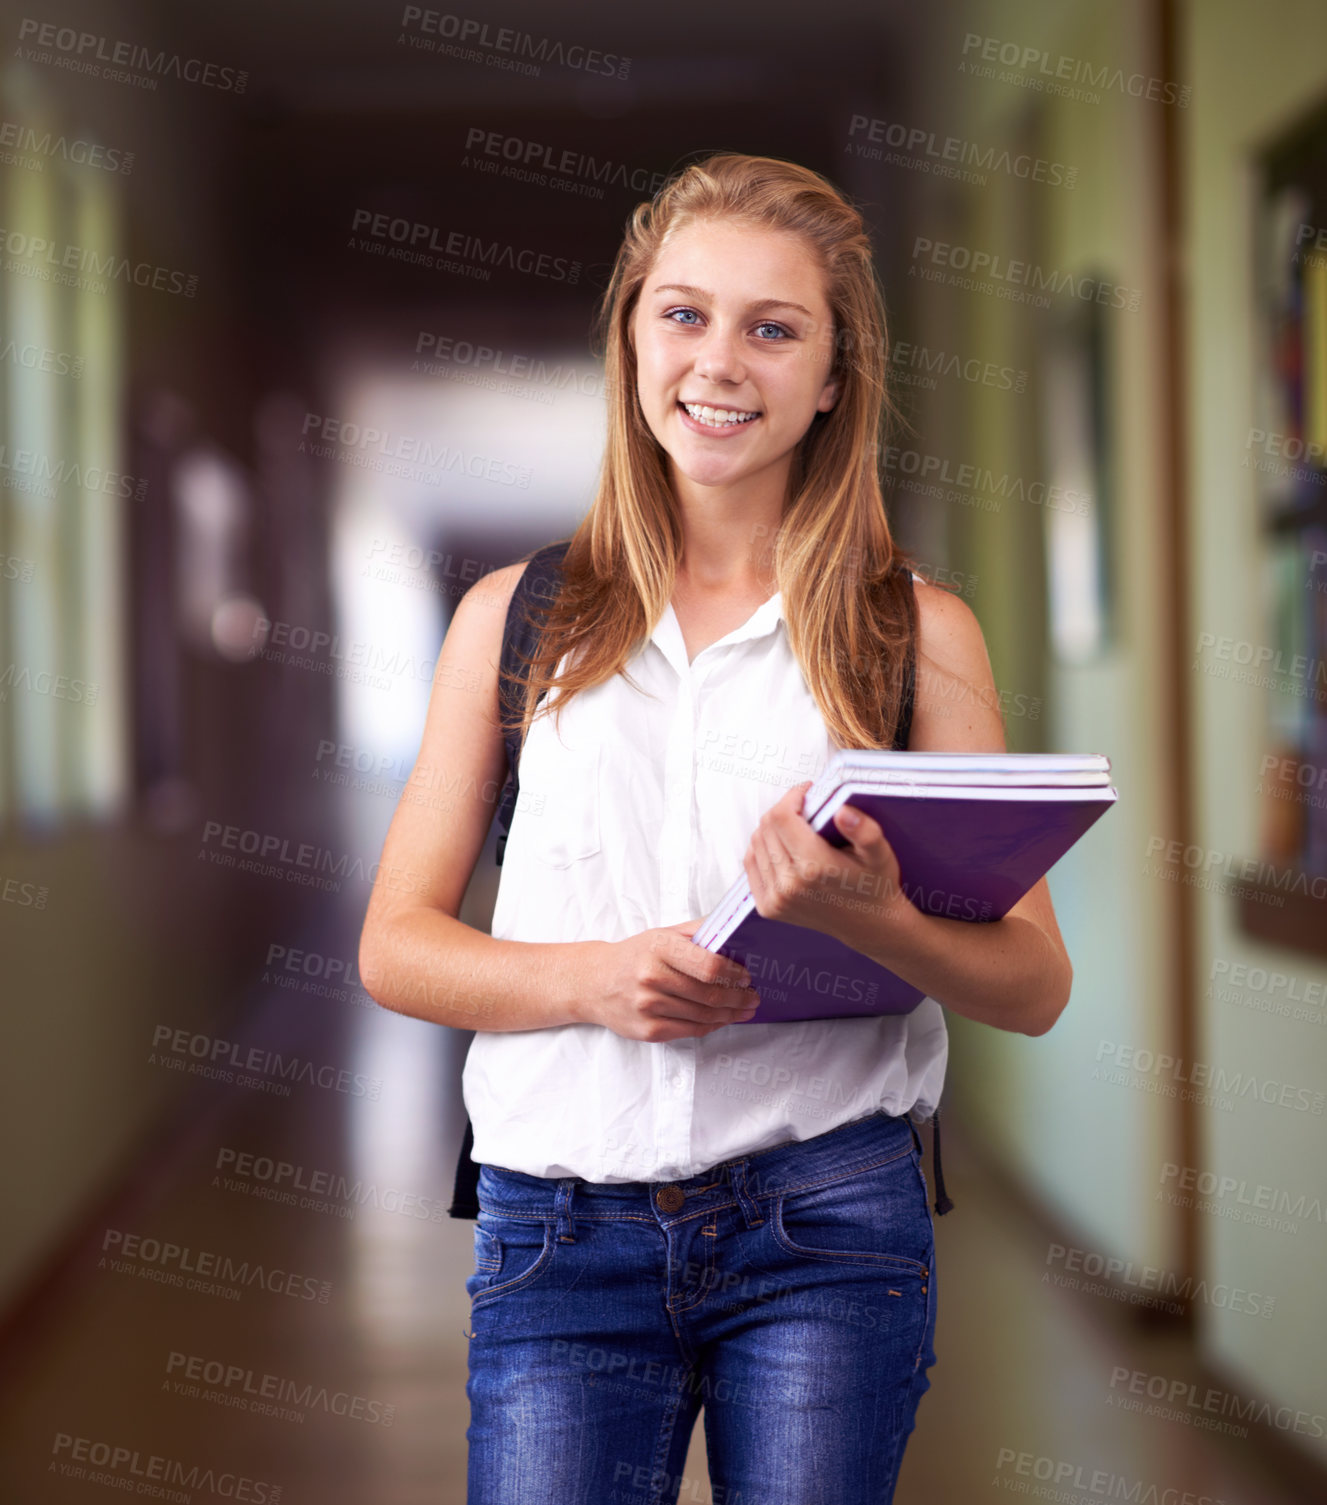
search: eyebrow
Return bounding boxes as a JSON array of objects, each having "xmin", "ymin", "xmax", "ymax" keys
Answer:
[{"xmin": 649, "ymin": 283, "xmax": 816, "ymax": 319}]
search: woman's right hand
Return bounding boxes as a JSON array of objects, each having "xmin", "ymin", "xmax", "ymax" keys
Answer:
[{"xmin": 581, "ymin": 921, "xmax": 761, "ymax": 1042}]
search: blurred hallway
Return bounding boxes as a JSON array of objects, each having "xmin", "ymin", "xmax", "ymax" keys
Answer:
[
  {"xmin": 3, "ymin": 1, "xmax": 1327, "ymax": 1501},
  {"xmin": 0, "ymin": 897, "xmax": 1315, "ymax": 1503}
]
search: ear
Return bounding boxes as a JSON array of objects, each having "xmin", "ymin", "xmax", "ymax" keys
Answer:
[{"xmin": 816, "ymin": 373, "xmax": 841, "ymax": 413}]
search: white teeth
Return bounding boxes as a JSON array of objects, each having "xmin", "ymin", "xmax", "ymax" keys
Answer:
[{"xmin": 682, "ymin": 403, "xmax": 759, "ymax": 427}]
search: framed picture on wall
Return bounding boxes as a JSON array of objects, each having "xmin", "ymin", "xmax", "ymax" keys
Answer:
[{"xmin": 1040, "ymin": 291, "xmax": 1115, "ymax": 663}]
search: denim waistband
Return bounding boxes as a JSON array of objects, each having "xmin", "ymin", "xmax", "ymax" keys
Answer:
[{"xmin": 477, "ymin": 1108, "xmax": 924, "ymax": 1225}]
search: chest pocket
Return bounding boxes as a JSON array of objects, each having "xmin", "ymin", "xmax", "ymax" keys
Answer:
[{"xmin": 517, "ymin": 729, "xmax": 603, "ymax": 868}]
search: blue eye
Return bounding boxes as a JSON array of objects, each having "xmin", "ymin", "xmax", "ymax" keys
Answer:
[
  {"xmin": 755, "ymin": 321, "xmax": 792, "ymax": 340},
  {"xmin": 665, "ymin": 307, "xmax": 700, "ymax": 325}
]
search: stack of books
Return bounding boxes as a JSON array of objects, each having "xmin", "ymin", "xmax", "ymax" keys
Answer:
[{"xmin": 694, "ymin": 750, "xmax": 1118, "ymax": 1023}]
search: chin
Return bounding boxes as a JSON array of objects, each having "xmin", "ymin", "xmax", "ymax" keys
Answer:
[{"xmin": 674, "ymin": 457, "xmax": 751, "ymax": 488}]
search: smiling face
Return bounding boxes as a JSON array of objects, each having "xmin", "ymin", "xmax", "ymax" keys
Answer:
[{"xmin": 630, "ymin": 217, "xmax": 841, "ymax": 496}]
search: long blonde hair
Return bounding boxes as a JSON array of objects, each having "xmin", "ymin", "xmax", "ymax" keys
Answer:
[{"xmin": 507, "ymin": 150, "xmax": 922, "ymax": 750}]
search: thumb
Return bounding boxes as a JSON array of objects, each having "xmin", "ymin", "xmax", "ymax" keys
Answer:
[{"xmin": 833, "ymin": 802, "xmax": 876, "ymax": 846}]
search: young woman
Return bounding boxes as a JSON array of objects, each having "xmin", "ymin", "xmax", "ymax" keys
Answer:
[{"xmin": 360, "ymin": 152, "xmax": 1072, "ymax": 1505}]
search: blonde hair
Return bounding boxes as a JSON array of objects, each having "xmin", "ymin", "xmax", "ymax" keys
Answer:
[{"xmin": 507, "ymin": 150, "xmax": 925, "ymax": 751}]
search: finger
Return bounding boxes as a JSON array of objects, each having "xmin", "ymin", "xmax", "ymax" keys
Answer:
[
  {"xmin": 649, "ymin": 981, "xmax": 760, "ymax": 1024},
  {"xmin": 667, "ymin": 932, "xmax": 752, "ymax": 989},
  {"xmin": 652, "ymin": 993, "xmax": 755, "ymax": 1029},
  {"xmin": 757, "ymin": 819, "xmax": 817, "ymax": 896},
  {"xmin": 832, "ymin": 801, "xmax": 882, "ymax": 848},
  {"xmin": 746, "ymin": 826, "xmax": 776, "ymax": 902},
  {"xmin": 777, "ymin": 779, "xmax": 813, "ymax": 810},
  {"xmin": 662, "ymin": 965, "xmax": 760, "ymax": 1011}
]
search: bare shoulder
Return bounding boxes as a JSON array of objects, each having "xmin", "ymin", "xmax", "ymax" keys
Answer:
[
  {"xmin": 454, "ymin": 558, "xmax": 529, "ymax": 626},
  {"xmin": 911, "ymin": 575, "xmax": 993, "ymax": 675},
  {"xmin": 908, "ymin": 575, "xmax": 1003, "ymax": 750},
  {"xmin": 440, "ymin": 558, "xmax": 530, "ymax": 666}
]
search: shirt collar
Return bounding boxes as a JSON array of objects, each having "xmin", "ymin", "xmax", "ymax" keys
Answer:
[{"xmin": 650, "ymin": 591, "xmax": 784, "ymax": 677}]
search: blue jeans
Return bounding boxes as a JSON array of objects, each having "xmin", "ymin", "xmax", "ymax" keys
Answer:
[{"xmin": 465, "ymin": 1108, "xmax": 938, "ymax": 1504}]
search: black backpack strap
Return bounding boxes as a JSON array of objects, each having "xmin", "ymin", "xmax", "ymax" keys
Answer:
[
  {"xmin": 447, "ymin": 1117, "xmax": 480, "ymax": 1220},
  {"xmin": 493, "ymin": 538, "xmax": 574, "ymax": 867},
  {"xmin": 893, "ymin": 562, "xmax": 917, "ymax": 753},
  {"xmin": 929, "ymin": 1109, "xmax": 954, "ymax": 1215},
  {"xmin": 449, "ymin": 539, "xmax": 573, "ymax": 1221},
  {"xmin": 894, "ymin": 565, "xmax": 952, "ymax": 1213}
]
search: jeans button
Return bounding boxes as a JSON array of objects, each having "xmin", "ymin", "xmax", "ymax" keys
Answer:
[{"xmin": 655, "ymin": 1185, "xmax": 685, "ymax": 1212}]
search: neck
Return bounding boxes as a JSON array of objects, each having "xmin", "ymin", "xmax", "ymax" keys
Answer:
[{"xmin": 667, "ymin": 459, "xmax": 787, "ymax": 594}]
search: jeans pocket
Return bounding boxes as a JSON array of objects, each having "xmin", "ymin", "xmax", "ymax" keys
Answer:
[
  {"xmin": 465, "ymin": 1213, "xmax": 556, "ymax": 1309},
  {"xmin": 771, "ymin": 1147, "xmax": 932, "ymax": 1275}
]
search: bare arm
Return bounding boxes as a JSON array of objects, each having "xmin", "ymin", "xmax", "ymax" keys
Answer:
[
  {"xmin": 358, "ymin": 562, "xmax": 757, "ymax": 1039},
  {"xmin": 743, "ymin": 579, "xmax": 1073, "ymax": 1036}
]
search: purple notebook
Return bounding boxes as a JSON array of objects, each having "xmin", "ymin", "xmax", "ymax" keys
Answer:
[{"xmin": 695, "ymin": 752, "xmax": 1117, "ymax": 1023}]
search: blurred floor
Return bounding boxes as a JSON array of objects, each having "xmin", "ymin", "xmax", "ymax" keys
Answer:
[{"xmin": 0, "ymin": 913, "xmax": 1312, "ymax": 1505}]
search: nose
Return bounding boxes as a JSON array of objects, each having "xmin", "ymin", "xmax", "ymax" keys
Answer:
[{"xmin": 692, "ymin": 321, "xmax": 746, "ymax": 386}]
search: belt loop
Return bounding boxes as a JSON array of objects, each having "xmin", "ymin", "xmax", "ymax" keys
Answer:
[
  {"xmin": 730, "ymin": 1159, "xmax": 765, "ymax": 1229},
  {"xmin": 931, "ymin": 1110, "xmax": 955, "ymax": 1216},
  {"xmin": 554, "ymin": 1179, "xmax": 577, "ymax": 1243}
]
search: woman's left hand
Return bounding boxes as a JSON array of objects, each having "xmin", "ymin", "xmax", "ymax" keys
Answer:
[{"xmin": 743, "ymin": 780, "xmax": 916, "ymax": 951}]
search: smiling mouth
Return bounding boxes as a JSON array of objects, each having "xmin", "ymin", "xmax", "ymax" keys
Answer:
[{"xmin": 678, "ymin": 401, "xmax": 761, "ymax": 428}]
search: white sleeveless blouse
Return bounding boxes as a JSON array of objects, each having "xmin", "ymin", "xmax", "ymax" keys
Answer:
[{"xmin": 461, "ymin": 579, "xmax": 948, "ymax": 1181}]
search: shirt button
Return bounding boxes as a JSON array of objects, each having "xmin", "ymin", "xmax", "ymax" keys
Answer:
[
  {"xmin": 672, "ymin": 1075, "xmax": 685, "ymax": 1091},
  {"xmin": 655, "ymin": 1185, "xmax": 686, "ymax": 1212}
]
